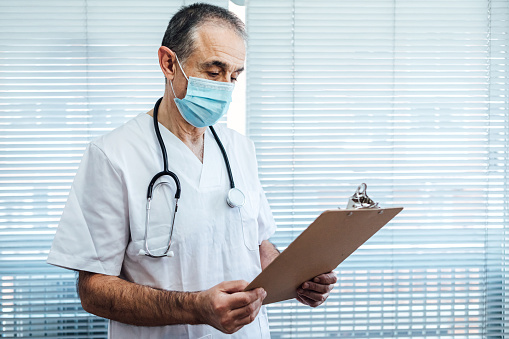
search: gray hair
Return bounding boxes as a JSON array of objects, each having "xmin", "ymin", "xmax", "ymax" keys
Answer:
[{"xmin": 161, "ymin": 3, "xmax": 247, "ymax": 65}]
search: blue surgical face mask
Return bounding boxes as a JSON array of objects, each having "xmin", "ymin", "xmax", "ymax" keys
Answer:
[{"xmin": 170, "ymin": 55, "xmax": 235, "ymax": 128}]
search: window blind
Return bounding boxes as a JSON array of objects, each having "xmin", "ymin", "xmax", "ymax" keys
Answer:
[
  {"xmin": 245, "ymin": 0, "xmax": 508, "ymax": 338},
  {"xmin": 0, "ymin": 0, "xmax": 227, "ymax": 337}
]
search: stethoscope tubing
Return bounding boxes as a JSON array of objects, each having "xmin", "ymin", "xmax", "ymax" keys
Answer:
[
  {"xmin": 149, "ymin": 97, "xmax": 182, "ymax": 200},
  {"xmin": 209, "ymin": 125, "xmax": 235, "ymax": 189},
  {"xmin": 142, "ymin": 97, "xmax": 241, "ymax": 258},
  {"xmin": 150, "ymin": 97, "xmax": 236, "ymax": 198}
]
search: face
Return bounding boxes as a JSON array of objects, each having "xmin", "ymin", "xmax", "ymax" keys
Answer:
[{"xmin": 171, "ymin": 23, "xmax": 246, "ymax": 99}]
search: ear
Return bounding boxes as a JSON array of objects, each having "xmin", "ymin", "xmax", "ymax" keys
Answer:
[{"xmin": 158, "ymin": 46, "xmax": 177, "ymax": 81}]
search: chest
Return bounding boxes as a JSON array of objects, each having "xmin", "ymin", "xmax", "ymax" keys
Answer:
[{"xmin": 120, "ymin": 130, "xmax": 260, "ymax": 252}]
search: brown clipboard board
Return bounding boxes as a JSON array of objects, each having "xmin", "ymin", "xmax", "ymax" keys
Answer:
[{"xmin": 245, "ymin": 207, "xmax": 403, "ymax": 305}]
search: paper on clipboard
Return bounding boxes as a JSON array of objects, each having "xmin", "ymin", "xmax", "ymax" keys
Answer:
[{"xmin": 245, "ymin": 207, "xmax": 403, "ymax": 305}]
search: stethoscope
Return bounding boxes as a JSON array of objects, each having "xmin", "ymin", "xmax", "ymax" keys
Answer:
[{"xmin": 139, "ymin": 97, "xmax": 245, "ymax": 258}]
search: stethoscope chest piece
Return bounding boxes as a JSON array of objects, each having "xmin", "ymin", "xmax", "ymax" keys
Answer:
[{"xmin": 227, "ymin": 187, "xmax": 245, "ymax": 208}]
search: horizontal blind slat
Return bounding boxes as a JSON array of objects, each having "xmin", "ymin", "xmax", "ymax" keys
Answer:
[{"xmin": 246, "ymin": 0, "xmax": 509, "ymax": 337}]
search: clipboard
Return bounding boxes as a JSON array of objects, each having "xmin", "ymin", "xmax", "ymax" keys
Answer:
[{"xmin": 245, "ymin": 207, "xmax": 403, "ymax": 305}]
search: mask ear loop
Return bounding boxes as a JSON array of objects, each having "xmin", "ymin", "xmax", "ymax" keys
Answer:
[
  {"xmin": 169, "ymin": 79, "xmax": 178, "ymax": 99},
  {"xmin": 169, "ymin": 54, "xmax": 188, "ymax": 101},
  {"xmin": 174, "ymin": 54, "xmax": 189, "ymax": 80}
]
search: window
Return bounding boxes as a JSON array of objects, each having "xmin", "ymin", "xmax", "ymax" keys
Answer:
[
  {"xmin": 245, "ymin": 0, "xmax": 508, "ymax": 338},
  {"xmin": 0, "ymin": 1, "xmax": 227, "ymax": 337},
  {"xmin": 1, "ymin": 0, "xmax": 507, "ymax": 338}
]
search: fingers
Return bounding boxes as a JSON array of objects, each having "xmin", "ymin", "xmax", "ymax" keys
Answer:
[
  {"xmin": 311, "ymin": 272, "xmax": 337, "ymax": 285},
  {"xmin": 300, "ymin": 271, "xmax": 337, "ymax": 294},
  {"xmin": 220, "ymin": 289, "xmax": 264, "ymax": 334},
  {"xmin": 296, "ymin": 271, "xmax": 337, "ymax": 307},
  {"xmin": 300, "ymin": 281, "xmax": 333, "ymax": 294},
  {"xmin": 297, "ymin": 287, "xmax": 328, "ymax": 303},
  {"xmin": 219, "ymin": 280, "xmax": 250, "ymax": 293},
  {"xmin": 297, "ymin": 294, "xmax": 321, "ymax": 308},
  {"xmin": 228, "ymin": 291, "xmax": 265, "ymax": 326},
  {"xmin": 229, "ymin": 288, "xmax": 266, "ymax": 310},
  {"xmin": 201, "ymin": 282, "xmax": 266, "ymax": 335},
  {"xmin": 216, "ymin": 298, "xmax": 263, "ymax": 335}
]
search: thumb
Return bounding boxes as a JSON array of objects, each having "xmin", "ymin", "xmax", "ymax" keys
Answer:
[{"xmin": 220, "ymin": 280, "xmax": 249, "ymax": 294}]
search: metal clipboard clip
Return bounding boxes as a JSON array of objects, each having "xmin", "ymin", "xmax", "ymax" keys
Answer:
[{"xmin": 346, "ymin": 183, "xmax": 379, "ymax": 209}]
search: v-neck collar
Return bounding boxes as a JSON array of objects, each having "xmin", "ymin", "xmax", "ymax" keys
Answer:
[
  {"xmin": 199, "ymin": 128, "xmax": 223, "ymax": 189},
  {"xmin": 157, "ymin": 119, "xmax": 205, "ymax": 167},
  {"xmin": 143, "ymin": 113, "xmax": 223, "ymax": 190}
]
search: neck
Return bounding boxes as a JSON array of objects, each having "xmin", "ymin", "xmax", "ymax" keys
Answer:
[{"xmin": 150, "ymin": 95, "xmax": 206, "ymax": 162}]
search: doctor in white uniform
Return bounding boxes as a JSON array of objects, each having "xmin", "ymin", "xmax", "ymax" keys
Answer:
[{"xmin": 47, "ymin": 3, "xmax": 337, "ymax": 338}]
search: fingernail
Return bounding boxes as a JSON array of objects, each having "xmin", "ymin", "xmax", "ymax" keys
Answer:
[
  {"xmin": 303, "ymin": 283, "xmax": 308, "ymax": 289},
  {"xmin": 314, "ymin": 277, "xmax": 320, "ymax": 283}
]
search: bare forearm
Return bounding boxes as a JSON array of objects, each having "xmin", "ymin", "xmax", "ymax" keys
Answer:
[
  {"xmin": 78, "ymin": 271, "xmax": 203, "ymax": 327},
  {"xmin": 259, "ymin": 240, "xmax": 280, "ymax": 270}
]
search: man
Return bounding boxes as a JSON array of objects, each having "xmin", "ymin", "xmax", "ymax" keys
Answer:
[{"xmin": 47, "ymin": 3, "xmax": 336, "ymax": 338}]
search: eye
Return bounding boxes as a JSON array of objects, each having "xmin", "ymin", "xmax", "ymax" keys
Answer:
[
  {"xmin": 208, "ymin": 72, "xmax": 219, "ymax": 77},
  {"xmin": 231, "ymin": 73, "xmax": 240, "ymax": 83}
]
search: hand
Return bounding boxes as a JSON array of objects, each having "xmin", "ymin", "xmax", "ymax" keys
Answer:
[
  {"xmin": 296, "ymin": 271, "xmax": 337, "ymax": 308},
  {"xmin": 198, "ymin": 280, "xmax": 266, "ymax": 334}
]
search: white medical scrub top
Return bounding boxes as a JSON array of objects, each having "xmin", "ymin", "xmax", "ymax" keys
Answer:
[{"xmin": 47, "ymin": 113, "xmax": 277, "ymax": 339}]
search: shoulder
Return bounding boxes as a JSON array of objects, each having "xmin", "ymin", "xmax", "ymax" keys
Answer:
[
  {"xmin": 86, "ymin": 113, "xmax": 153, "ymax": 173},
  {"xmin": 91, "ymin": 113, "xmax": 152, "ymax": 157}
]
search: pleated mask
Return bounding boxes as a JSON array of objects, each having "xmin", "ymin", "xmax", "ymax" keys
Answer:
[{"xmin": 170, "ymin": 55, "xmax": 235, "ymax": 128}]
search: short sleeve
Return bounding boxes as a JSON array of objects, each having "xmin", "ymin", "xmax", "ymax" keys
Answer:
[
  {"xmin": 47, "ymin": 143, "xmax": 129, "ymax": 276},
  {"xmin": 257, "ymin": 187, "xmax": 277, "ymax": 244},
  {"xmin": 248, "ymin": 139, "xmax": 276, "ymax": 244}
]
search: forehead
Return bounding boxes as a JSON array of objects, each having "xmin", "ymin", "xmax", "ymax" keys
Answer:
[{"xmin": 189, "ymin": 23, "xmax": 246, "ymax": 70}]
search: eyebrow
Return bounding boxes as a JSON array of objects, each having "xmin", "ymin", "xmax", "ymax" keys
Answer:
[{"xmin": 201, "ymin": 60, "xmax": 244, "ymax": 73}]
